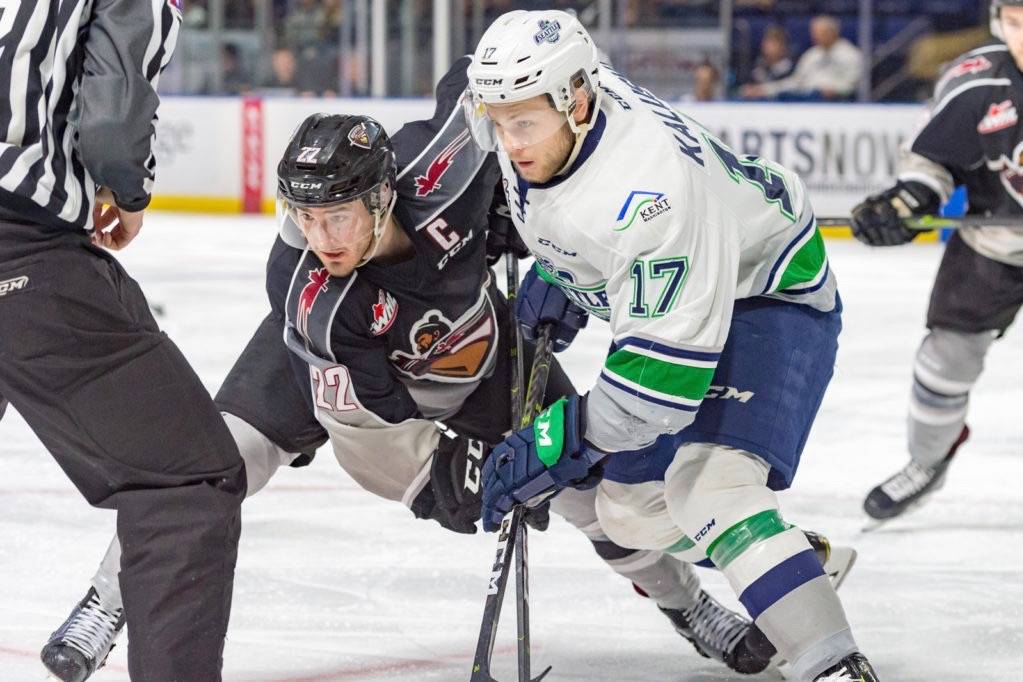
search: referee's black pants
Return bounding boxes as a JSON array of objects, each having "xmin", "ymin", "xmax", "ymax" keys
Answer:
[{"xmin": 0, "ymin": 219, "xmax": 245, "ymax": 681}]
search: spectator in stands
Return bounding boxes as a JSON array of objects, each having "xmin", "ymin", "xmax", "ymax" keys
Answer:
[
  {"xmin": 283, "ymin": 0, "xmax": 326, "ymax": 52},
  {"xmin": 220, "ymin": 43, "xmax": 253, "ymax": 95},
  {"xmin": 748, "ymin": 25, "xmax": 794, "ymax": 86},
  {"xmin": 263, "ymin": 47, "xmax": 300, "ymax": 95},
  {"xmin": 739, "ymin": 14, "xmax": 862, "ymax": 101},
  {"xmin": 682, "ymin": 60, "xmax": 722, "ymax": 102},
  {"xmin": 262, "ymin": 46, "xmax": 338, "ymax": 98}
]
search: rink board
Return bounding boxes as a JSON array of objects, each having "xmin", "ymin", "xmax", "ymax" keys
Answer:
[{"xmin": 151, "ymin": 97, "xmax": 927, "ymax": 230}]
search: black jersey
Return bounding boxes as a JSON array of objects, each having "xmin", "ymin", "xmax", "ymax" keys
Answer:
[
  {"xmin": 901, "ymin": 43, "xmax": 1023, "ymax": 264},
  {"xmin": 268, "ymin": 57, "xmax": 503, "ymax": 426}
]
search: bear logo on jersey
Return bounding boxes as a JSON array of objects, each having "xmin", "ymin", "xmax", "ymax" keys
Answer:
[
  {"xmin": 413, "ymin": 313, "xmax": 452, "ymax": 353},
  {"xmin": 297, "ymin": 268, "xmax": 330, "ymax": 338},
  {"xmin": 370, "ymin": 289, "xmax": 398, "ymax": 336},
  {"xmin": 390, "ymin": 296, "xmax": 497, "ymax": 381},
  {"xmin": 987, "ymin": 139, "xmax": 1023, "ymax": 208}
]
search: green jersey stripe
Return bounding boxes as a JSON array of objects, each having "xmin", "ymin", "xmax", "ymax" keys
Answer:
[
  {"xmin": 605, "ymin": 349, "xmax": 715, "ymax": 401},
  {"xmin": 775, "ymin": 228, "xmax": 827, "ymax": 293}
]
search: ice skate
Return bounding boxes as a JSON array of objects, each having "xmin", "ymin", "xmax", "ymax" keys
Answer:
[
  {"xmin": 815, "ymin": 652, "xmax": 881, "ymax": 680},
  {"xmin": 41, "ymin": 588, "xmax": 124, "ymax": 682},
  {"xmin": 659, "ymin": 589, "xmax": 770, "ymax": 674},
  {"xmin": 863, "ymin": 426, "xmax": 969, "ymax": 528},
  {"xmin": 805, "ymin": 530, "xmax": 857, "ymax": 589}
]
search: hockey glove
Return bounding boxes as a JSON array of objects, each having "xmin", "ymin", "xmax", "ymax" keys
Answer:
[
  {"xmin": 850, "ymin": 180, "xmax": 941, "ymax": 247},
  {"xmin": 481, "ymin": 395, "xmax": 605, "ymax": 532},
  {"xmin": 516, "ymin": 266, "xmax": 588, "ymax": 352},
  {"xmin": 412, "ymin": 433, "xmax": 489, "ymax": 534},
  {"xmin": 485, "ymin": 194, "xmax": 529, "ymax": 266}
]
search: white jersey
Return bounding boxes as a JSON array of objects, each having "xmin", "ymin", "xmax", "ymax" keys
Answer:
[{"xmin": 499, "ymin": 65, "xmax": 837, "ymax": 453}]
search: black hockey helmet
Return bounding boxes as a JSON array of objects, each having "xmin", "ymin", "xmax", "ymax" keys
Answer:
[
  {"xmin": 277, "ymin": 113, "xmax": 395, "ymax": 209},
  {"xmin": 991, "ymin": 0, "xmax": 1023, "ymax": 40},
  {"xmin": 276, "ymin": 113, "xmax": 398, "ymax": 251}
]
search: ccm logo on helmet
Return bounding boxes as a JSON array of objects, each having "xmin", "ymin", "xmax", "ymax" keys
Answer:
[
  {"xmin": 475, "ymin": 78, "xmax": 503, "ymax": 86},
  {"xmin": 290, "ymin": 181, "xmax": 323, "ymax": 190}
]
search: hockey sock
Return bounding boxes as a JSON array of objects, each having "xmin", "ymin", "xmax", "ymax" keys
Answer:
[
  {"xmin": 589, "ymin": 540, "xmax": 701, "ymax": 611},
  {"xmin": 907, "ymin": 328, "xmax": 991, "ymax": 466},
  {"xmin": 663, "ymin": 443, "xmax": 857, "ymax": 679},
  {"xmin": 91, "ymin": 536, "xmax": 123, "ymax": 611}
]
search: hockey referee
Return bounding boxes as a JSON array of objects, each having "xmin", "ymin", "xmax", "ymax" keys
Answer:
[{"xmin": 0, "ymin": 1, "xmax": 245, "ymax": 681}]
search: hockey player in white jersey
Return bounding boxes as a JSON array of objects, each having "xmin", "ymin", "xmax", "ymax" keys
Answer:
[
  {"xmin": 468, "ymin": 10, "xmax": 879, "ymax": 681},
  {"xmin": 853, "ymin": 0, "xmax": 1023, "ymax": 523},
  {"xmin": 40, "ymin": 79, "xmax": 779, "ymax": 678}
]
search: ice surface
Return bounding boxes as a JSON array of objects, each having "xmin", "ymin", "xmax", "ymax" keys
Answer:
[{"xmin": 1, "ymin": 214, "xmax": 1021, "ymax": 681}]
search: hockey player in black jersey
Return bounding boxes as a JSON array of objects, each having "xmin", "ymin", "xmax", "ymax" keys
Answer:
[
  {"xmin": 852, "ymin": 0, "xmax": 1023, "ymax": 522},
  {"xmin": 41, "ymin": 60, "xmax": 781, "ymax": 680}
]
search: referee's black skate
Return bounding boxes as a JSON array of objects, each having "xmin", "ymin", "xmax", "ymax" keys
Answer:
[
  {"xmin": 41, "ymin": 587, "xmax": 124, "ymax": 682},
  {"xmin": 863, "ymin": 425, "xmax": 969, "ymax": 524},
  {"xmin": 659, "ymin": 590, "xmax": 769, "ymax": 674},
  {"xmin": 815, "ymin": 652, "xmax": 881, "ymax": 680}
]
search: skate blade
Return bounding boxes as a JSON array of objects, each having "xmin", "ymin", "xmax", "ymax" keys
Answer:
[{"xmin": 822, "ymin": 545, "xmax": 857, "ymax": 590}]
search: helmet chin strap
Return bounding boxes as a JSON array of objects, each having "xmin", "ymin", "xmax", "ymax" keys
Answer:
[
  {"xmin": 554, "ymin": 125, "xmax": 589, "ymax": 177},
  {"xmin": 356, "ymin": 188, "xmax": 398, "ymax": 267},
  {"xmin": 553, "ymin": 96, "xmax": 597, "ymax": 177}
]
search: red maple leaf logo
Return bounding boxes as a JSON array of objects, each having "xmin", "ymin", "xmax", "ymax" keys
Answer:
[
  {"xmin": 947, "ymin": 56, "xmax": 992, "ymax": 79},
  {"xmin": 414, "ymin": 129, "xmax": 471, "ymax": 197},
  {"xmin": 297, "ymin": 268, "xmax": 329, "ymax": 338}
]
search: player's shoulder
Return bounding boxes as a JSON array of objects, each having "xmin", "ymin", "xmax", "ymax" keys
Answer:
[{"xmin": 932, "ymin": 44, "xmax": 1014, "ymax": 107}]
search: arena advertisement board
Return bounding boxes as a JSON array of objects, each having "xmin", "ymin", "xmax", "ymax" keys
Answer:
[
  {"xmin": 150, "ymin": 96, "xmax": 930, "ymax": 219},
  {"xmin": 689, "ymin": 102, "xmax": 927, "ymax": 217}
]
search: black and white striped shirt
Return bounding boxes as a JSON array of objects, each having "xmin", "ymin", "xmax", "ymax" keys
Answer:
[{"xmin": 0, "ymin": 0, "xmax": 180, "ymax": 232}]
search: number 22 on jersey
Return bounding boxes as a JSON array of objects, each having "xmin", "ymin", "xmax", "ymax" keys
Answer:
[{"xmin": 311, "ymin": 365, "xmax": 358, "ymax": 412}]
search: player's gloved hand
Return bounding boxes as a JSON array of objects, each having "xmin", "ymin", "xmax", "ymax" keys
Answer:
[
  {"xmin": 516, "ymin": 266, "xmax": 588, "ymax": 352},
  {"xmin": 485, "ymin": 197, "xmax": 529, "ymax": 266},
  {"xmin": 850, "ymin": 180, "xmax": 941, "ymax": 247},
  {"xmin": 412, "ymin": 433, "xmax": 489, "ymax": 534},
  {"xmin": 481, "ymin": 395, "xmax": 606, "ymax": 532}
]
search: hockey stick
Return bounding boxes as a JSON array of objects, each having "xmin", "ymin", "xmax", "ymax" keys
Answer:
[
  {"xmin": 504, "ymin": 252, "xmax": 531, "ymax": 681},
  {"xmin": 818, "ymin": 215, "xmax": 1023, "ymax": 230},
  {"xmin": 470, "ymin": 328, "xmax": 554, "ymax": 682},
  {"xmin": 470, "ymin": 254, "xmax": 552, "ymax": 682}
]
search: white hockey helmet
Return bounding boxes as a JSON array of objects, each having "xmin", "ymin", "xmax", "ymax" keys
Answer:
[
  {"xmin": 991, "ymin": 0, "xmax": 1023, "ymax": 40},
  {"xmin": 465, "ymin": 9, "xmax": 601, "ymax": 152}
]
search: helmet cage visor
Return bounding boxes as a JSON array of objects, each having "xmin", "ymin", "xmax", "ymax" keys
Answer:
[
  {"xmin": 276, "ymin": 180, "xmax": 393, "ymax": 253},
  {"xmin": 464, "ymin": 68, "xmax": 596, "ymax": 152},
  {"xmin": 463, "ymin": 93, "xmax": 570, "ymax": 152}
]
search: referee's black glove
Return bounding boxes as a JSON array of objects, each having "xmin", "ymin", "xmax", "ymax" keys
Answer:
[{"xmin": 850, "ymin": 180, "xmax": 941, "ymax": 247}]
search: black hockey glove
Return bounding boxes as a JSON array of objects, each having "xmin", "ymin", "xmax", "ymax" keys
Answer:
[
  {"xmin": 485, "ymin": 197, "xmax": 529, "ymax": 267},
  {"xmin": 850, "ymin": 180, "xmax": 941, "ymax": 247},
  {"xmin": 411, "ymin": 433, "xmax": 488, "ymax": 534},
  {"xmin": 411, "ymin": 431, "xmax": 549, "ymax": 533}
]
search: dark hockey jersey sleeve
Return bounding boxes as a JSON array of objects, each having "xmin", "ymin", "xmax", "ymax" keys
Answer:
[{"xmin": 908, "ymin": 52, "xmax": 998, "ymax": 182}]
